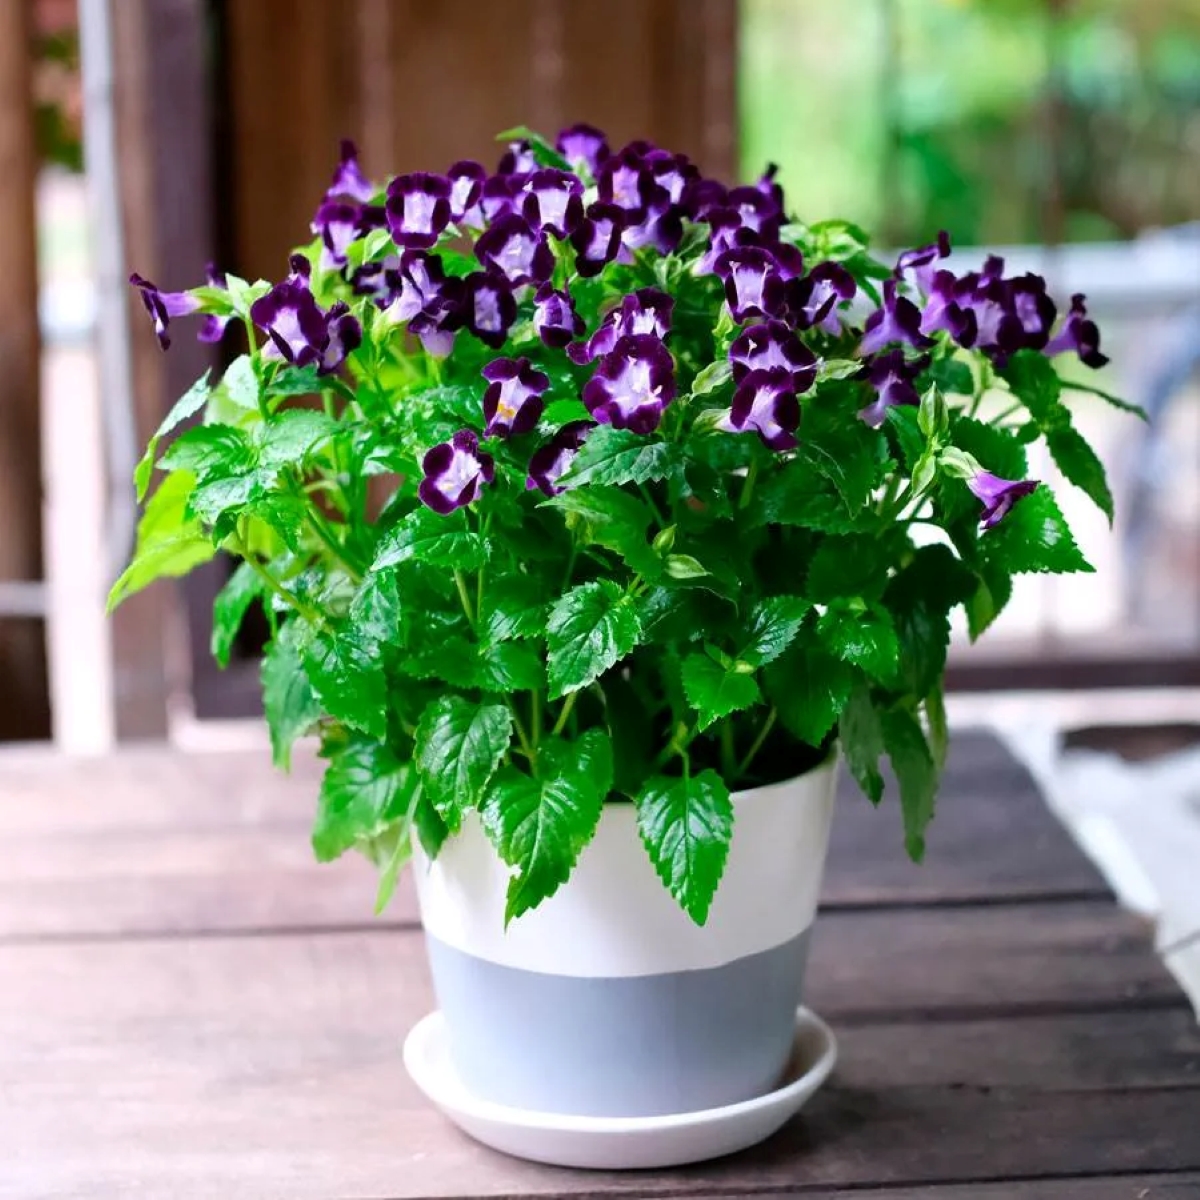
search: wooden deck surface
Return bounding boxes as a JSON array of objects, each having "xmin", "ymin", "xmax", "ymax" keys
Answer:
[{"xmin": 2, "ymin": 732, "xmax": 1198, "ymax": 1198}]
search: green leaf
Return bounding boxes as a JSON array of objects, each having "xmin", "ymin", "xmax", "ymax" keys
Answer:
[
  {"xmin": 545, "ymin": 486, "xmax": 658, "ymax": 576},
  {"xmin": 807, "ymin": 534, "xmax": 890, "ymax": 601},
  {"xmin": 925, "ymin": 685, "xmax": 949, "ymax": 770},
  {"xmin": 133, "ymin": 370, "xmax": 211, "ymax": 500},
  {"xmin": 188, "ymin": 471, "xmax": 262, "ymax": 525},
  {"xmin": 557, "ymin": 426, "xmax": 679, "ymax": 490},
  {"xmin": 303, "ymin": 625, "xmax": 389, "ymax": 741},
  {"xmin": 796, "ymin": 398, "xmax": 883, "ymax": 515},
  {"xmin": 480, "ymin": 730, "xmax": 613, "ymax": 923},
  {"xmin": 107, "ymin": 472, "xmax": 216, "ymax": 611},
  {"xmin": 886, "ymin": 406, "xmax": 926, "ymax": 472},
  {"xmin": 494, "ymin": 125, "xmax": 572, "ymax": 171},
  {"xmin": 751, "ymin": 467, "xmax": 862, "ymax": 532},
  {"xmin": 481, "ymin": 575, "xmax": 546, "ymax": 642},
  {"xmin": 636, "ymin": 769, "xmax": 734, "ymax": 925},
  {"xmin": 763, "ymin": 638, "xmax": 855, "ymax": 748},
  {"xmin": 210, "ymin": 562, "xmax": 263, "ymax": 668},
  {"xmin": 475, "ymin": 640, "xmax": 544, "ymax": 693},
  {"xmin": 546, "ymin": 580, "xmax": 642, "ymax": 698},
  {"xmin": 951, "ymin": 417, "xmax": 1028, "ymax": 481},
  {"xmin": 1061, "ymin": 379, "xmax": 1147, "ymax": 421},
  {"xmin": 922, "ymin": 356, "xmax": 974, "ymax": 397},
  {"xmin": 414, "ymin": 696, "xmax": 513, "ymax": 828},
  {"xmin": 880, "ymin": 708, "xmax": 938, "ymax": 861},
  {"xmin": 817, "ymin": 601, "xmax": 900, "ymax": 680},
  {"xmin": 1046, "ymin": 424, "xmax": 1113, "ymax": 523},
  {"xmin": 664, "ymin": 554, "xmax": 709, "ymax": 580},
  {"xmin": 690, "ymin": 359, "xmax": 733, "ymax": 397},
  {"xmin": 261, "ymin": 619, "xmax": 321, "ymax": 770},
  {"xmin": 983, "ymin": 488, "xmax": 1093, "ymax": 574},
  {"xmin": 740, "ymin": 595, "xmax": 809, "ymax": 667},
  {"xmin": 215, "ymin": 355, "xmax": 261, "ymax": 411},
  {"xmin": 159, "ymin": 423, "xmax": 257, "ymax": 477},
  {"xmin": 966, "ymin": 558, "xmax": 1013, "ymax": 640},
  {"xmin": 541, "ymin": 397, "xmax": 592, "ymax": 429},
  {"xmin": 413, "ymin": 791, "xmax": 451, "ymax": 859},
  {"xmin": 349, "ymin": 570, "xmax": 403, "ymax": 646},
  {"xmin": 264, "ymin": 364, "xmax": 322, "ymax": 398},
  {"xmin": 257, "ymin": 409, "xmax": 338, "ymax": 471},
  {"xmin": 313, "ymin": 737, "xmax": 419, "ymax": 862},
  {"xmin": 681, "ymin": 654, "xmax": 762, "ymax": 730},
  {"xmin": 371, "ymin": 507, "xmax": 488, "ymax": 572},
  {"xmin": 839, "ymin": 684, "xmax": 884, "ymax": 804}
]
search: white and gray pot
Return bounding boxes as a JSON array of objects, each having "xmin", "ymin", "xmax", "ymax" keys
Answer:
[{"xmin": 413, "ymin": 755, "xmax": 838, "ymax": 1118}]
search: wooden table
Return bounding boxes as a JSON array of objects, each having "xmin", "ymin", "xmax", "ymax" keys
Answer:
[{"xmin": 3, "ymin": 733, "xmax": 1199, "ymax": 1198}]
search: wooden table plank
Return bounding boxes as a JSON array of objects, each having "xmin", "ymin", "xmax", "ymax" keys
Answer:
[
  {"xmin": 0, "ymin": 733, "xmax": 1107, "ymax": 940},
  {"xmin": 2, "ymin": 928, "xmax": 1196, "ymax": 1200}
]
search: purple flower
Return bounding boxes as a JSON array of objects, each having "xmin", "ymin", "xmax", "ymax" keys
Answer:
[
  {"xmin": 129, "ymin": 273, "xmax": 201, "ymax": 350},
  {"xmin": 568, "ymin": 287, "xmax": 674, "ymax": 364},
  {"xmin": 521, "ymin": 168, "xmax": 584, "ymax": 238},
  {"xmin": 482, "ymin": 357, "xmax": 550, "ymax": 437},
  {"xmin": 791, "ymin": 262, "xmax": 856, "ymax": 333},
  {"xmin": 419, "ymin": 430, "xmax": 495, "ymax": 514},
  {"xmin": 325, "ymin": 139, "xmax": 376, "ymax": 204},
  {"xmin": 527, "ymin": 421, "xmax": 593, "ymax": 496},
  {"xmin": 695, "ymin": 209, "xmax": 759, "ymax": 276},
  {"xmin": 726, "ymin": 185, "xmax": 784, "ymax": 240},
  {"xmin": 379, "ymin": 250, "xmax": 448, "ymax": 324},
  {"xmin": 571, "ymin": 202, "xmax": 625, "ymax": 277},
  {"xmin": 895, "ymin": 231, "xmax": 951, "ymax": 295},
  {"xmin": 555, "ymin": 123, "xmax": 610, "ymax": 176},
  {"xmin": 596, "ymin": 148, "xmax": 656, "ymax": 222},
  {"xmin": 385, "ymin": 173, "xmax": 452, "ymax": 250},
  {"xmin": 461, "ymin": 272, "xmax": 517, "ymax": 349},
  {"xmin": 1046, "ymin": 293, "xmax": 1108, "ymax": 369},
  {"xmin": 197, "ymin": 263, "xmax": 233, "ymax": 344},
  {"xmin": 860, "ymin": 279, "xmax": 935, "ymax": 355},
  {"xmin": 311, "ymin": 200, "xmax": 361, "ymax": 272},
  {"xmin": 474, "ymin": 213, "xmax": 554, "ymax": 286},
  {"xmin": 250, "ymin": 280, "xmax": 329, "ymax": 368},
  {"xmin": 683, "ymin": 178, "xmax": 729, "ymax": 221},
  {"xmin": 1008, "ymin": 275, "xmax": 1057, "ymax": 351},
  {"xmin": 858, "ymin": 350, "xmax": 927, "ymax": 428},
  {"xmin": 320, "ymin": 303, "xmax": 363, "ymax": 374},
  {"xmin": 968, "ymin": 470, "xmax": 1039, "ymax": 529},
  {"xmin": 409, "ymin": 294, "xmax": 463, "ymax": 359},
  {"xmin": 447, "ymin": 160, "xmax": 487, "ymax": 225},
  {"xmin": 715, "ymin": 246, "xmax": 786, "ymax": 322},
  {"xmin": 582, "ymin": 334, "xmax": 676, "ymax": 434},
  {"xmin": 533, "ymin": 284, "xmax": 584, "ymax": 349},
  {"xmin": 918, "ymin": 269, "xmax": 977, "ymax": 345},
  {"xmin": 729, "ymin": 321, "xmax": 816, "ymax": 389},
  {"xmin": 480, "ymin": 174, "xmax": 522, "ymax": 223},
  {"xmin": 645, "ymin": 149, "xmax": 698, "ymax": 206},
  {"xmin": 720, "ymin": 367, "xmax": 801, "ymax": 451},
  {"xmin": 754, "ymin": 163, "xmax": 785, "ymax": 212},
  {"xmin": 498, "ymin": 139, "xmax": 538, "ymax": 175},
  {"xmin": 620, "ymin": 194, "xmax": 684, "ymax": 257}
]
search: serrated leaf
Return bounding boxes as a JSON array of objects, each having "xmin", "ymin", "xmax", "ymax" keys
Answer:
[
  {"xmin": 257, "ymin": 408, "xmax": 338, "ymax": 471},
  {"xmin": 313, "ymin": 737, "xmax": 419, "ymax": 862},
  {"xmin": 371, "ymin": 507, "xmax": 488, "ymax": 572},
  {"xmin": 481, "ymin": 575, "xmax": 546, "ymax": 642},
  {"xmin": 134, "ymin": 370, "xmax": 211, "ymax": 500},
  {"xmin": 636, "ymin": 769, "xmax": 733, "ymax": 925},
  {"xmin": 751, "ymin": 468, "xmax": 862, "ymax": 532},
  {"xmin": 1001, "ymin": 350, "xmax": 1062, "ymax": 427},
  {"xmin": 880, "ymin": 708, "xmax": 938, "ymax": 861},
  {"xmin": 546, "ymin": 579, "xmax": 642, "ymax": 698},
  {"xmin": 159, "ymin": 422, "xmax": 257, "ymax": 479},
  {"xmin": 349, "ymin": 569, "xmax": 403, "ymax": 645},
  {"xmin": 303, "ymin": 624, "xmax": 389, "ymax": 741},
  {"xmin": 807, "ymin": 534, "xmax": 890, "ymax": 601},
  {"xmin": 216, "ymin": 355, "xmax": 261, "ymax": 410},
  {"xmin": 966, "ymin": 558, "xmax": 1013, "ymax": 640},
  {"xmin": 925, "ymin": 685, "xmax": 949, "ymax": 770},
  {"xmin": 480, "ymin": 730, "xmax": 612, "ymax": 923},
  {"xmin": 264, "ymin": 364, "xmax": 322, "ymax": 398},
  {"xmin": 886, "ymin": 406, "xmax": 925, "ymax": 472},
  {"xmin": 188, "ymin": 470, "xmax": 262, "ymax": 524},
  {"xmin": 922, "ymin": 356, "xmax": 975, "ymax": 397},
  {"xmin": 763, "ymin": 638, "xmax": 855, "ymax": 748},
  {"xmin": 817, "ymin": 601, "xmax": 900, "ymax": 680},
  {"xmin": 1061, "ymin": 379, "xmax": 1147, "ymax": 420},
  {"xmin": 840, "ymin": 683, "xmax": 884, "ymax": 804},
  {"xmin": 107, "ymin": 472, "xmax": 216, "ymax": 611},
  {"xmin": 742, "ymin": 595, "xmax": 811, "ymax": 667},
  {"xmin": 545, "ymin": 486, "xmax": 658, "ymax": 576},
  {"xmin": 541, "ymin": 397, "xmax": 592, "ymax": 429},
  {"xmin": 415, "ymin": 696, "xmax": 512, "ymax": 828},
  {"xmin": 557, "ymin": 426, "xmax": 679, "ymax": 490},
  {"xmin": 796, "ymin": 399, "xmax": 883, "ymax": 515},
  {"xmin": 261, "ymin": 619, "xmax": 321, "ymax": 769},
  {"xmin": 681, "ymin": 654, "xmax": 762, "ymax": 730},
  {"xmin": 982, "ymin": 487, "xmax": 1093, "ymax": 574},
  {"xmin": 413, "ymin": 791, "xmax": 451, "ymax": 859},
  {"xmin": 210, "ymin": 561, "xmax": 263, "ymax": 668},
  {"xmin": 951, "ymin": 417, "xmax": 1028, "ymax": 481},
  {"xmin": 1046, "ymin": 424, "xmax": 1113, "ymax": 523},
  {"xmin": 476, "ymin": 640, "xmax": 544, "ymax": 693}
]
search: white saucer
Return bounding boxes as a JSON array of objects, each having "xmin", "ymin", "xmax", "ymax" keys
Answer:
[{"xmin": 403, "ymin": 1006, "xmax": 837, "ymax": 1170}]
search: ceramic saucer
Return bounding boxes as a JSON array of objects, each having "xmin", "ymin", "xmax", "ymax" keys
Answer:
[{"xmin": 402, "ymin": 1006, "xmax": 837, "ymax": 1170}]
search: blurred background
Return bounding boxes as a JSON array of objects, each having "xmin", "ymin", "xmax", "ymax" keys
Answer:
[{"xmin": 3, "ymin": 0, "xmax": 1199, "ymax": 749}]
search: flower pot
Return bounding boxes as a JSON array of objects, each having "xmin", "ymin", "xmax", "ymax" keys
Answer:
[{"xmin": 413, "ymin": 755, "xmax": 838, "ymax": 1118}]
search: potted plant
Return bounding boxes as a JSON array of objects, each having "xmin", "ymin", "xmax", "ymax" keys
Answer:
[{"xmin": 113, "ymin": 124, "xmax": 1126, "ymax": 1158}]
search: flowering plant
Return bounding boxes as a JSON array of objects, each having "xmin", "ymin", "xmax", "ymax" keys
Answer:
[{"xmin": 112, "ymin": 125, "xmax": 1130, "ymax": 925}]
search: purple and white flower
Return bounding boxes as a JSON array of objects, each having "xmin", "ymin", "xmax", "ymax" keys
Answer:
[
  {"xmin": 895, "ymin": 231, "xmax": 951, "ymax": 295},
  {"xmin": 379, "ymin": 250, "xmax": 448, "ymax": 325},
  {"xmin": 645, "ymin": 149, "xmax": 697, "ymax": 206},
  {"xmin": 683, "ymin": 177, "xmax": 729, "ymax": 221},
  {"xmin": 1008, "ymin": 274, "xmax": 1058, "ymax": 351},
  {"xmin": 311, "ymin": 200, "xmax": 361, "ymax": 272},
  {"xmin": 480, "ymin": 174, "xmax": 521, "ymax": 223},
  {"xmin": 860, "ymin": 279, "xmax": 934, "ymax": 355},
  {"xmin": 498, "ymin": 139, "xmax": 538, "ymax": 176},
  {"xmin": 918, "ymin": 269, "xmax": 978, "ymax": 345},
  {"xmin": 694, "ymin": 209, "xmax": 758, "ymax": 276},
  {"xmin": 1046, "ymin": 293, "xmax": 1108, "ymax": 369},
  {"xmin": 857, "ymin": 350, "xmax": 927, "ymax": 428},
  {"xmin": 197, "ymin": 263, "xmax": 233, "ymax": 344},
  {"xmin": 129, "ymin": 273, "xmax": 202, "ymax": 350},
  {"xmin": 320, "ymin": 303, "xmax": 363, "ymax": 374},
  {"xmin": 571, "ymin": 201, "xmax": 625, "ymax": 277},
  {"xmin": 729, "ymin": 321, "xmax": 816, "ymax": 388},
  {"xmin": 419, "ymin": 430, "xmax": 495, "ymax": 514},
  {"xmin": 461, "ymin": 272, "xmax": 516, "ymax": 349},
  {"xmin": 968, "ymin": 470, "xmax": 1039, "ymax": 529},
  {"xmin": 482, "ymin": 357, "xmax": 550, "ymax": 437},
  {"xmin": 620, "ymin": 193, "xmax": 684, "ymax": 257},
  {"xmin": 753, "ymin": 163, "xmax": 785, "ymax": 212},
  {"xmin": 556, "ymin": 123, "xmax": 610, "ymax": 176},
  {"xmin": 582, "ymin": 334, "xmax": 676, "ymax": 434},
  {"xmin": 715, "ymin": 246, "xmax": 786, "ymax": 322},
  {"xmin": 726, "ymin": 185, "xmax": 783, "ymax": 240},
  {"xmin": 408, "ymin": 294, "xmax": 463, "ymax": 359},
  {"xmin": 521, "ymin": 168, "xmax": 584, "ymax": 238},
  {"xmin": 720, "ymin": 367, "xmax": 801, "ymax": 451},
  {"xmin": 250, "ymin": 279, "xmax": 329, "ymax": 368},
  {"xmin": 568, "ymin": 288, "xmax": 674, "ymax": 364},
  {"xmin": 324, "ymin": 139, "xmax": 376, "ymax": 204},
  {"xmin": 527, "ymin": 421, "xmax": 593, "ymax": 496},
  {"xmin": 474, "ymin": 213, "xmax": 554, "ymax": 286},
  {"xmin": 447, "ymin": 160, "xmax": 487, "ymax": 226},
  {"xmin": 533, "ymin": 284, "xmax": 584, "ymax": 349},
  {"xmin": 596, "ymin": 148, "xmax": 656, "ymax": 222},
  {"xmin": 790, "ymin": 262, "xmax": 856, "ymax": 333},
  {"xmin": 385, "ymin": 172, "xmax": 452, "ymax": 249}
]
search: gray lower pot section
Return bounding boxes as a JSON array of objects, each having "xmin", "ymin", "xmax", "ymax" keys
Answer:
[{"xmin": 424, "ymin": 928, "xmax": 813, "ymax": 1117}]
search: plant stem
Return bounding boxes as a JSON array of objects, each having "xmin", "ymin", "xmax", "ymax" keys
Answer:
[
  {"xmin": 991, "ymin": 401, "xmax": 1022, "ymax": 425},
  {"xmin": 232, "ymin": 534, "xmax": 322, "ymax": 625},
  {"xmin": 453, "ymin": 570, "xmax": 476, "ymax": 626},
  {"xmin": 306, "ymin": 510, "xmax": 362, "ymax": 582},
  {"xmin": 508, "ymin": 703, "xmax": 536, "ymax": 764},
  {"xmin": 550, "ymin": 692, "xmax": 577, "ymax": 738},
  {"xmin": 530, "ymin": 689, "xmax": 542, "ymax": 749},
  {"xmin": 720, "ymin": 720, "xmax": 738, "ymax": 781},
  {"xmin": 738, "ymin": 707, "xmax": 777, "ymax": 777},
  {"xmin": 652, "ymin": 721, "xmax": 695, "ymax": 770},
  {"xmin": 638, "ymin": 483, "xmax": 668, "ymax": 527},
  {"xmin": 738, "ymin": 458, "xmax": 760, "ymax": 510}
]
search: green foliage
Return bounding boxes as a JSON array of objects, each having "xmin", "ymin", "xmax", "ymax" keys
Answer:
[
  {"xmin": 681, "ymin": 653, "xmax": 762, "ymax": 730},
  {"xmin": 415, "ymin": 696, "xmax": 513, "ymax": 828},
  {"xmin": 210, "ymin": 562, "xmax": 263, "ymax": 668},
  {"xmin": 546, "ymin": 580, "xmax": 642, "ymax": 698},
  {"xmin": 261, "ymin": 620, "xmax": 321, "ymax": 770}
]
